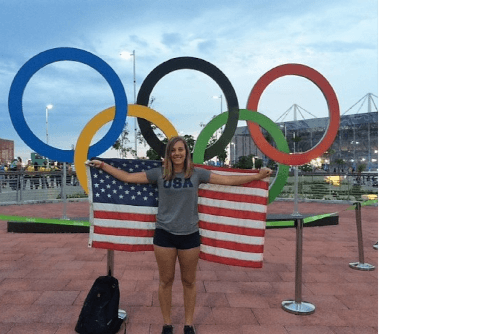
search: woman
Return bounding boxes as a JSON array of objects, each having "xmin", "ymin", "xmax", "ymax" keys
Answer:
[{"xmin": 89, "ymin": 136, "xmax": 271, "ymax": 334}]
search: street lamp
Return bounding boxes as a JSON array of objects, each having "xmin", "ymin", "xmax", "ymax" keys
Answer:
[
  {"xmin": 120, "ymin": 50, "xmax": 137, "ymax": 157},
  {"xmin": 212, "ymin": 94, "xmax": 223, "ymax": 114},
  {"xmin": 45, "ymin": 104, "xmax": 53, "ymax": 144},
  {"xmin": 213, "ymin": 95, "xmax": 223, "ymax": 137}
]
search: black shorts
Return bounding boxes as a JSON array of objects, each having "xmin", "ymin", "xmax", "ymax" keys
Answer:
[{"xmin": 153, "ymin": 228, "xmax": 200, "ymax": 250}]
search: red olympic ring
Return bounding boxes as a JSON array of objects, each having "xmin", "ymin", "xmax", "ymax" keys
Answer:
[{"xmin": 246, "ymin": 64, "xmax": 340, "ymax": 166}]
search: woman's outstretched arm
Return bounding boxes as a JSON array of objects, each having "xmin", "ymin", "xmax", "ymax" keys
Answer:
[
  {"xmin": 87, "ymin": 160, "xmax": 149, "ymax": 184},
  {"xmin": 209, "ymin": 168, "xmax": 272, "ymax": 186}
]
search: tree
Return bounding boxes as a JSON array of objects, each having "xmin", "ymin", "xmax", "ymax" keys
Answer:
[
  {"xmin": 335, "ymin": 158, "xmax": 346, "ymax": 173},
  {"xmin": 233, "ymin": 154, "xmax": 263, "ymax": 169},
  {"xmin": 299, "ymin": 164, "xmax": 313, "ymax": 172},
  {"xmin": 234, "ymin": 155, "xmax": 252, "ymax": 169},
  {"xmin": 207, "ymin": 136, "xmax": 227, "ymax": 166},
  {"xmin": 357, "ymin": 163, "xmax": 367, "ymax": 174},
  {"xmin": 323, "ymin": 148, "xmax": 335, "ymax": 172},
  {"xmin": 184, "ymin": 134, "xmax": 195, "ymax": 154},
  {"xmin": 112, "ymin": 121, "xmax": 137, "ymax": 158},
  {"xmin": 255, "ymin": 157, "xmax": 263, "ymax": 169},
  {"xmin": 146, "ymin": 138, "xmax": 168, "ymax": 161},
  {"xmin": 267, "ymin": 159, "xmax": 277, "ymax": 170}
]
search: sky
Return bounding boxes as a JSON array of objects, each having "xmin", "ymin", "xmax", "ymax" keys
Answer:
[{"xmin": 0, "ymin": 0, "xmax": 377, "ymax": 163}]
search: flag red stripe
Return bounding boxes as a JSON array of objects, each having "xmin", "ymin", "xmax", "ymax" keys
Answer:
[
  {"xmin": 93, "ymin": 226, "xmax": 155, "ymax": 237},
  {"xmin": 92, "ymin": 241, "xmax": 154, "ymax": 252},
  {"xmin": 199, "ymin": 221, "xmax": 265, "ymax": 237},
  {"xmin": 200, "ymin": 236, "xmax": 264, "ymax": 253},
  {"xmin": 232, "ymin": 179, "xmax": 268, "ymax": 190},
  {"xmin": 198, "ymin": 205, "xmax": 266, "ymax": 221},
  {"xmin": 94, "ymin": 210, "xmax": 157, "ymax": 222},
  {"xmin": 199, "ymin": 252, "xmax": 263, "ymax": 268},
  {"xmin": 199, "ymin": 189, "xmax": 268, "ymax": 205}
]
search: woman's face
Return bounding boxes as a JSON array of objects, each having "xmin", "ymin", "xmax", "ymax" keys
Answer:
[{"xmin": 170, "ymin": 140, "xmax": 186, "ymax": 167}]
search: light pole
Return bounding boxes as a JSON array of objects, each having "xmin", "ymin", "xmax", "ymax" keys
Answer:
[
  {"xmin": 45, "ymin": 104, "xmax": 53, "ymax": 144},
  {"xmin": 121, "ymin": 50, "xmax": 137, "ymax": 157},
  {"xmin": 213, "ymin": 95, "xmax": 223, "ymax": 138},
  {"xmin": 213, "ymin": 94, "xmax": 222, "ymax": 114}
]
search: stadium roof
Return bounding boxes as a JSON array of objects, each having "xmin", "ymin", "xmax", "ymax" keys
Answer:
[{"xmin": 234, "ymin": 112, "xmax": 378, "ymax": 135}]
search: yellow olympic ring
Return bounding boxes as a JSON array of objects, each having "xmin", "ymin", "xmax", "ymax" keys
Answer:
[{"xmin": 75, "ymin": 104, "xmax": 178, "ymax": 193}]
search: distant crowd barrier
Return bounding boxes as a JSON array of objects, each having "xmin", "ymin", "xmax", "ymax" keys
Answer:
[
  {"xmin": 0, "ymin": 170, "xmax": 84, "ymax": 204},
  {"xmin": 0, "ymin": 170, "xmax": 377, "ymax": 206}
]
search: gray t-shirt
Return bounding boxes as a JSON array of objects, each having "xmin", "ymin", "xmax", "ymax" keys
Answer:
[{"xmin": 145, "ymin": 166, "xmax": 211, "ymax": 235}]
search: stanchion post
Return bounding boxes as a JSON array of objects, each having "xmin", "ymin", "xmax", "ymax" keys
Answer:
[
  {"xmin": 282, "ymin": 216, "xmax": 316, "ymax": 315},
  {"xmin": 107, "ymin": 250, "xmax": 127, "ymax": 321},
  {"xmin": 107, "ymin": 249, "xmax": 114, "ymax": 276},
  {"xmin": 62, "ymin": 163, "xmax": 68, "ymax": 220},
  {"xmin": 349, "ymin": 202, "xmax": 375, "ymax": 271}
]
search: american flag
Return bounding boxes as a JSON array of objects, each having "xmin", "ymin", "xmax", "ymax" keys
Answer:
[{"xmin": 87, "ymin": 158, "xmax": 269, "ymax": 268}]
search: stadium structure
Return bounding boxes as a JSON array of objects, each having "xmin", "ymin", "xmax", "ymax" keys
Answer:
[
  {"xmin": 230, "ymin": 93, "xmax": 378, "ymax": 171},
  {"xmin": 0, "ymin": 138, "xmax": 14, "ymax": 165}
]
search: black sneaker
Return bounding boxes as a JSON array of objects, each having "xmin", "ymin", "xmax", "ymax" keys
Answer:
[
  {"xmin": 162, "ymin": 324, "xmax": 173, "ymax": 334},
  {"xmin": 184, "ymin": 325, "xmax": 196, "ymax": 334}
]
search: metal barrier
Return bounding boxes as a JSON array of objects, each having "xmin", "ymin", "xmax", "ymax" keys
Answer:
[
  {"xmin": 279, "ymin": 172, "xmax": 378, "ymax": 201},
  {"xmin": 0, "ymin": 169, "xmax": 85, "ymax": 205}
]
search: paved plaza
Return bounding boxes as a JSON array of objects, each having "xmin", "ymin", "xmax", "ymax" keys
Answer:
[{"xmin": 0, "ymin": 200, "xmax": 378, "ymax": 334}]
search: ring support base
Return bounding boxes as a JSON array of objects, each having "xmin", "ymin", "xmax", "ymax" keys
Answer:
[
  {"xmin": 118, "ymin": 309, "xmax": 127, "ymax": 320},
  {"xmin": 281, "ymin": 301, "xmax": 316, "ymax": 315},
  {"xmin": 349, "ymin": 262, "xmax": 375, "ymax": 271}
]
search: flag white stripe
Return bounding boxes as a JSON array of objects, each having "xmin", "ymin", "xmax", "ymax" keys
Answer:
[
  {"xmin": 200, "ymin": 244, "xmax": 264, "ymax": 262},
  {"xmin": 200, "ymin": 229, "xmax": 264, "ymax": 245},
  {"xmin": 199, "ymin": 183, "xmax": 268, "ymax": 198},
  {"xmin": 94, "ymin": 219, "xmax": 156, "ymax": 230},
  {"xmin": 93, "ymin": 202, "xmax": 158, "ymax": 215},
  {"xmin": 198, "ymin": 197, "xmax": 267, "ymax": 213},
  {"xmin": 92, "ymin": 234, "xmax": 153, "ymax": 245},
  {"xmin": 199, "ymin": 213, "xmax": 265, "ymax": 230}
]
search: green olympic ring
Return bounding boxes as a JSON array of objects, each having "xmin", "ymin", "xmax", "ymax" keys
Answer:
[{"xmin": 193, "ymin": 109, "xmax": 290, "ymax": 204}]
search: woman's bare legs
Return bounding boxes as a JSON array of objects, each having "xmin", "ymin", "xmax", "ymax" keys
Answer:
[
  {"xmin": 177, "ymin": 247, "xmax": 200, "ymax": 326},
  {"xmin": 154, "ymin": 245, "xmax": 178, "ymax": 325}
]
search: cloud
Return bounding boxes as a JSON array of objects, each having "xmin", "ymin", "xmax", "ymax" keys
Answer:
[
  {"xmin": 129, "ymin": 35, "xmax": 149, "ymax": 49},
  {"xmin": 197, "ymin": 39, "xmax": 217, "ymax": 54},
  {"xmin": 311, "ymin": 40, "xmax": 377, "ymax": 53},
  {"xmin": 161, "ymin": 32, "xmax": 184, "ymax": 48}
]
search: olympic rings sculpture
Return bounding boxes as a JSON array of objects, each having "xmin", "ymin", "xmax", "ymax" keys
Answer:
[{"xmin": 8, "ymin": 47, "xmax": 340, "ymax": 203}]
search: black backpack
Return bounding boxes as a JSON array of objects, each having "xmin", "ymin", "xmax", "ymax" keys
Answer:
[{"xmin": 75, "ymin": 274, "xmax": 124, "ymax": 334}]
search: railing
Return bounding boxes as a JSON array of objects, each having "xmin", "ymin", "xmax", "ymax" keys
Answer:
[
  {"xmin": 278, "ymin": 172, "xmax": 378, "ymax": 201},
  {"xmin": 0, "ymin": 170, "xmax": 377, "ymax": 205},
  {"xmin": 0, "ymin": 170, "xmax": 86, "ymax": 204}
]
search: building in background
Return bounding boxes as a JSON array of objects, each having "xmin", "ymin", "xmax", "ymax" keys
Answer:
[
  {"xmin": 0, "ymin": 138, "xmax": 14, "ymax": 165},
  {"xmin": 231, "ymin": 112, "xmax": 378, "ymax": 171}
]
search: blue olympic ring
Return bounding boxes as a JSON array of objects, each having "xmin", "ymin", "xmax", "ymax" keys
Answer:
[{"xmin": 8, "ymin": 47, "xmax": 128, "ymax": 163}]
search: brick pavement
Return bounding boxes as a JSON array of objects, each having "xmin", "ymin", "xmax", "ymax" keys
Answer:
[{"xmin": 0, "ymin": 200, "xmax": 377, "ymax": 334}]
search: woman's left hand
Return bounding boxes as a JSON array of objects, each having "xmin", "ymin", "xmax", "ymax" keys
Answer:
[{"xmin": 258, "ymin": 168, "xmax": 272, "ymax": 179}]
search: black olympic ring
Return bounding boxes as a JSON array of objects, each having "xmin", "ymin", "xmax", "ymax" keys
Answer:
[{"xmin": 136, "ymin": 57, "xmax": 239, "ymax": 160}]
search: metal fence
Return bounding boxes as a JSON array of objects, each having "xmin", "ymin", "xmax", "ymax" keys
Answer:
[
  {"xmin": 0, "ymin": 170, "xmax": 86, "ymax": 204},
  {"xmin": 1, "ymin": 170, "xmax": 377, "ymax": 206},
  {"xmin": 278, "ymin": 172, "xmax": 378, "ymax": 201}
]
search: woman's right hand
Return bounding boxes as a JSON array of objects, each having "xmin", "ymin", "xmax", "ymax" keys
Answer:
[{"xmin": 86, "ymin": 160, "xmax": 103, "ymax": 169}]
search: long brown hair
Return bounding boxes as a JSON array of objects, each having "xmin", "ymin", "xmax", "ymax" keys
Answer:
[{"xmin": 162, "ymin": 136, "xmax": 194, "ymax": 180}]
